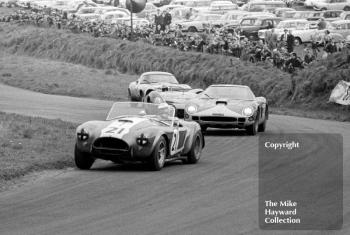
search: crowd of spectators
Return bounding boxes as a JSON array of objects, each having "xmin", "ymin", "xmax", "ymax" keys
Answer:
[{"xmin": 0, "ymin": 4, "xmax": 347, "ymax": 73}]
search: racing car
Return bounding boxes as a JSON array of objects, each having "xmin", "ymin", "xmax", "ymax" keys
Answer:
[
  {"xmin": 128, "ymin": 71, "xmax": 191, "ymax": 101},
  {"xmin": 74, "ymin": 102, "xmax": 204, "ymax": 171},
  {"xmin": 144, "ymin": 88, "xmax": 204, "ymax": 118},
  {"xmin": 182, "ymin": 85, "xmax": 268, "ymax": 135}
]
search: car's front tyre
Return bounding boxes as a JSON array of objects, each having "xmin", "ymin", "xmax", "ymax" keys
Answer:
[
  {"xmin": 258, "ymin": 118, "xmax": 267, "ymax": 132},
  {"xmin": 149, "ymin": 136, "xmax": 167, "ymax": 171},
  {"xmin": 246, "ymin": 114, "xmax": 259, "ymax": 136},
  {"xmin": 187, "ymin": 131, "xmax": 203, "ymax": 164},
  {"xmin": 74, "ymin": 145, "xmax": 95, "ymax": 170}
]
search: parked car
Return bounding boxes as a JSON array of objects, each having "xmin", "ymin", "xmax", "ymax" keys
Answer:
[
  {"xmin": 238, "ymin": 16, "xmax": 281, "ymax": 39},
  {"xmin": 215, "ymin": 10, "xmax": 251, "ymax": 26},
  {"xmin": 330, "ymin": 19, "xmax": 350, "ymax": 37},
  {"xmin": 206, "ymin": 1, "xmax": 239, "ymax": 14},
  {"xmin": 100, "ymin": 11, "xmax": 130, "ymax": 24},
  {"xmin": 261, "ymin": 19, "xmax": 329, "ymax": 45},
  {"xmin": 240, "ymin": 0, "xmax": 286, "ymax": 13},
  {"xmin": 312, "ymin": 0, "xmax": 350, "ymax": 11},
  {"xmin": 340, "ymin": 11, "xmax": 350, "ymax": 19},
  {"xmin": 274, "ymin": 7, "xmax": 296, "ymax": 18},
  {"xmin": 175, "ymin": 13, "xmax": 223, "ymax": 32},
  {"xmin": 283, "ymin": 10, "xmax": 318, "ymax": 20},
  {"xmin": 312, "ymin": 10, "xmax": 344, "ymax": 21}
]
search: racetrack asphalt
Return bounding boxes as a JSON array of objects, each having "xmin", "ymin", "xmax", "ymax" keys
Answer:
[{"xmin": 0, "ymin": 84, "xmax": 349, "ymax": 235}]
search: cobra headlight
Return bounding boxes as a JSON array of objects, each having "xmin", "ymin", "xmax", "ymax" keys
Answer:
[
  {"xmin": 77, "ymin": 128, "xmax": 89, "ymax": 141},
  {"xmin": 154, "ymin": 97, "xmax": 163, "ymax": 104},
  {"xmin": 136, "ymin": 134, "xmax": 148, "ymax": 146},
  {"xmin": 242, "ymin": 107, "xmax": 254, "ymax": 117},
  {"xmin": 186, "ymin": 104, "xmax": 198, "ymax": 114}
]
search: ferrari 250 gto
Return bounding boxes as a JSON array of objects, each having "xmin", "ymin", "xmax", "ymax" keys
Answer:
[{"xmin": 183, "ymin": 85, "xmax": 268, "ymax": 135}]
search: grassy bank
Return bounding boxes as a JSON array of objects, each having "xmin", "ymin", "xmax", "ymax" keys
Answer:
[
  {"xmin": 0, "ymin": 23, "xmax": 291, "ymax": 104},
  {"xmin": 0, "ymin": 112, "xmax": 76, "ymax": 185},
  {"xmin": 0, "ymin": 52, "xmax": 135, "ymax": 100},
  {"xmin": 0, "ymin": 23, "xmax": 349, "ymax": 121}
]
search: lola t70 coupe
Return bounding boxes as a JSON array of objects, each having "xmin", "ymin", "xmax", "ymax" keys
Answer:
[{"xmin": 74, "ymin": 102, "xmax": 205, "ymax": 171}]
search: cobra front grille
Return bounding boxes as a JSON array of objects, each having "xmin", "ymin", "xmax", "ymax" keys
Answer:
[
  {"xmin": 176, "ymin": 109, "xmax": 185, "ymax": 119},
  {"xmin": 93, "ymin": 137, "xmax": 129, "ymax": 151}
]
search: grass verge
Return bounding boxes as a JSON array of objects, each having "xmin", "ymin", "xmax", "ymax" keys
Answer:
[
  {"xmin": 0, "ymin": 52, "xmax": 136, "ymax": 100},
  {"xmin": 0, "ymin": 112, "xmax": 76, "ymax": 185}
]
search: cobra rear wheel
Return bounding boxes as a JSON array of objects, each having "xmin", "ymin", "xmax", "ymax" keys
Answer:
[
  {"xmin": 149, "ymin": 136, "xmax": 167, "ymax": 171},
  {"xmin": 187, "ymin": 131, "xmax": 203, "ymax": 164},
  {"xmin": 74, "ymin": 145, "xmax": 95, "ymax": 170}
]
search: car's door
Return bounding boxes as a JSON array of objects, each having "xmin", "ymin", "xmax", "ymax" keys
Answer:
[{"xmin": 170, "ymin": 121, "xmax": 188, "ymax": 155}]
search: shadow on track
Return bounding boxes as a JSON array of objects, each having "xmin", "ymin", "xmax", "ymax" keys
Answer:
[
  {"xmin": 203, "ymin": 128, "xmax": 247, "ymax": 137},
  {"xmin": 90, "ymin": 160, "xmax": 185, "ymax": 172}
]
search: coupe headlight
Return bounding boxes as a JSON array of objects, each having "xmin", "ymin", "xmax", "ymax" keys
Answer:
[
  {"xmin": 186, "ymin": 104, "xmax": 198, "ymax": 114},
  {"xmin": 77, "ymin": 128, "xmax": 89, "ymax": 141},
  {"xmin": 242, "ymin": 107, "xmax": 254, "ymax": 116},
  {"xmin": 136, "ymin": 134, "xmax": 148, "ymax": 146},
  {"xmin": 154, "ymin": 97, "xmax": 163, "ymax": 104}
]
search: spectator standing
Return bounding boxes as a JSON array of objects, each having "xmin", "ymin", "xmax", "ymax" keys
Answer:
[
  {"xmin": 286, "ymin": 30, "xmax": 295, "ymax": 53},
  {"xmin": 317, "ymin": 18, "xmax": 326, "ymax": 30},
  {"xmin": 164, "ymin": 10, "xmax": 172, "ymax": 28},
  {"xmin": 154, "ymin": 9, "xmax": 162, "ymax": 30},
  {"xmin": 303, "ymin": 48, "xmax": 315, "ymax": 64},
  {"xmin": 185, "ymin": 8, "xmax": 193, "ymax": 20}
]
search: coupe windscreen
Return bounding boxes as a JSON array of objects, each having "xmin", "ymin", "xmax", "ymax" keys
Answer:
[
  {"xmin": 106, "ymin": 102, "xmax": 175, "ymax": 124},
  {"xmin": 141, "ymin": 74, "xmax": 179, "ymax": 84},
  {"xmin": 201, "ymin": 86, "xmax": 255, "ymax": 100}
]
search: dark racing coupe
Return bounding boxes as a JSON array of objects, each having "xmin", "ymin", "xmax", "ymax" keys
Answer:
[
  {"xmin": 75, "ymin": 102, "xmax": 204, "ymax": 171},
  {"xmin": 183, "ymin": 85, "xmax": 268, "ymax": 135}
]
